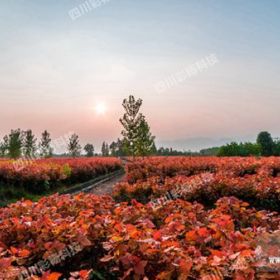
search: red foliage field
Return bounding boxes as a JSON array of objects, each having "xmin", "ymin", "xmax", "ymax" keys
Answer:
[
  {"xmin": 123, "ymin": 157, "xmax": 280, "ymax": 184},
  {"xmin": 0, "ymin": 157, "xmax": 122, "ymax": 194},
  {"xmin": 114, "ymin": 157, "xmax": 280, "ymax": 211},
  {"xmin": 0, "ymin": 157, "xmax": 279, "ymax": 279}
]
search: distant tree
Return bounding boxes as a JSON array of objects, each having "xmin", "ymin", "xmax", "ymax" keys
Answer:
[
  {"xmin": 23, "ymin": 129, "xmax": 37, "ymax": 158},
  {"xmin": 68, "ymin": 133, "xmax": 81, "ymax": 157},
  {"xmin": 101, "ymin": 142, "xmax": 105, "ymax": 156},
  {"xmin": 273, "ymin": 138, "xmax": 280, "ymax": 156},
  {"xmin": 109, "ymin": 138, "xmax": 127, "ymax": 156},
  {"xmin": 8, "ymin": 129, "xmax": 23, "ymax": 158},
  {"xmin": 218, "ymin": 142, "xmax": 260, "ymax": 157},
  {"xmin": 116, "ymin": 138, "xmax": 127, "ymax": 156},
  {"xmin": 134, "ymin": 118, "xmax": 156, "ymax": 156},
  {"xmin": 108, "ymin": 139, "xmax": 129, "ymax": 157},
  {"xmin": 84, "ymin": 143, "xmax": 94, "ymax": 157},
  {"xmin": 156, "ymin": 147, "xmax": 183, "ymax": 156},
  {"xmin": 257, "ymin": 131, "xmax": 274, "ymax": 156},
  {"xmin": 151, "ymin": 141, "xmax": 157, "ymax": 155},
  {"xmin": 243, "ymin": 142, "xmax": 261, "ymax": 156},
  {"xmin": 120, "ymin": 95, "xmax": 143, "ymax": 157},
  {"xmin": 200, "ymin": 147, "xmax": 220, "ymax": 156},
  {"xmin": 109, "ymin": 141, "xmax": 118, "ymax": 156},
  {"xmin": 218, "ymin": 142, "xmax": 238, "ymax": 156},
  {"xmin": 157, "ymin": 147, "xmax": 167, "ymax": 155},
  {"xmin": 0, "ymin": 135, "xmax": 9, "ymax": 157},
  {"xmin": 39, "ymin": 130, "xmax": 53, "ymax": 158},
  {"xmin": 101, "ymin": 141, "xmax": 109, "ymax": 156}
]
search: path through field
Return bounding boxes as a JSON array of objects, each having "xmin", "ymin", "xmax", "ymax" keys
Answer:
[
  {"xmin": 88, "ymin": 173, "xmax": 125, "ymax": 195},
  {"xmin": 83, "ymin": 158, "xmax": 128, "ymax": 195}
]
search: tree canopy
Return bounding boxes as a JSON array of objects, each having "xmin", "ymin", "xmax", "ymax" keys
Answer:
[{"xmin": 120, "ymin": 95, "xmax": 156, "ymax": 157}]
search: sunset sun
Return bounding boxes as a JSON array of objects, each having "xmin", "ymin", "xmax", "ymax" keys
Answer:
[{"xmin": 94, "ymin": 102, "xmax": 107, "ymax": 115}]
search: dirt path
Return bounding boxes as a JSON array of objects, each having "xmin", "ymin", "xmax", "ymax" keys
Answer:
[
  {"xmin": 88, "ymin": 173, "xmax": 125, "ymax": 195},
  {"xmin": 86, "ymin": 158, "xmax": 128, "ymax": 196}
]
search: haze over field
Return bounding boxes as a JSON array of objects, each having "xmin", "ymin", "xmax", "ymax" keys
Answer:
[{"xmin": 0, "ymin": 0, "xmax": 279, "ymax": 151}]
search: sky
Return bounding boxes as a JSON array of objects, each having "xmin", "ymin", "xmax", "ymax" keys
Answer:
[{"xmin": 0, "ymin": 0, "xmax": 279, "ymax": 151}]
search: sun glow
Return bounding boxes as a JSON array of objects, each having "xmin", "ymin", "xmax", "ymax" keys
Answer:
[{"xmin": 94, "ymin": 102, "xmax": 107, "ymax": 115}]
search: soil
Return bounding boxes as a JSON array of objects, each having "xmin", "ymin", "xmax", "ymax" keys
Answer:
[{"xmin": 88, "ymin": 174, "xmax": 125, "ymax": 195}]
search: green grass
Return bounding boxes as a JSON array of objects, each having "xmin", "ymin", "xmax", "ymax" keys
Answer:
[{"xmin": 0, "ymin": 183, "xmax": 63, "ymax": 207}]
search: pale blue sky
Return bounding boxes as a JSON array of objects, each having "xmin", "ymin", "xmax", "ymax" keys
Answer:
[{"xmin": 0, "ymin": 0, "xmax": 279, "ymax": 151}]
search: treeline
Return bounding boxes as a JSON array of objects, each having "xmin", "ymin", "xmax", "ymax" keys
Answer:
[
  {"xmin": 0, "ymin": 129, "xmax": 51, "ymax": 159},
  {"xmin": 212, "ymin": 131, "xmax": 279, "ymax": 157},
  {"xmin": 217, "ymin": 142, "xmax": 260, "ymax": 156},
  {"xmin": 0, "ymin": 129, "xmax": 136, "ymax": 159},
  {"xmin": 149, "ymin": 131, "xmax": 280, "ymax": 157},
  {"xmin": 156, "ymin": 147, "xmax": 199, "ymax": 156},
  {"xmin": 0, "ymin": 129, "xmax": 98, "ymax": 159},
  {"xmin": 0, "ymin": 130, "xmax": 153, "ymax": 160}
]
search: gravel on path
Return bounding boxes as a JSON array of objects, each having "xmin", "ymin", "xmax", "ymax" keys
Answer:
[{"xmin": 89, "ymin": 174, "xmax": 125, "ymax": 196}]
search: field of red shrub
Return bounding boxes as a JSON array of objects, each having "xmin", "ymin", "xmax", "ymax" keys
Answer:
[
  {"xmin": 0, "ymin": 193, "xmax": 279, "ymax": 279},
  {"xmin": 0, "ymin": 157, "xmax": 122, "ymax": 194},
  {"xmin": 114, "ymin": 157, "xmax": 280, "ymax": 211},
  {"xmin": 123, "ymin": 157, "xmax": 280, "ymax": 184},
  {"xmin": 0, "ymin": 157, "xmax": 279, "ymax": 279}
]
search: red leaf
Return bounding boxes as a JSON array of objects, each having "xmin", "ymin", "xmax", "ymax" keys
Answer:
[
  {"xmin": 0, "ymin": 258, "xmax": 12, "ymax": 269},
  {"xmin": 153, "ymin": 230, "xmax": 161, "ymax": 241},
  {"xmin": 134, "ymin": 260, "xmax": 147, "ymax": 275},
  {"xmin": 197, "ymin": 227, "xmax": 209, "ymax": 238}
]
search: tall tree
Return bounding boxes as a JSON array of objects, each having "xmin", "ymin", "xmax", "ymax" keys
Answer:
[
  {"xmin": 8, "ymin": 129, "xmax": 23, "ymax": 159},
  {"xmin": 120, "ymin": 95, "xmax": 156, "ymax": 157},
  {"xmin": 101, "ymin": 141, "xmax": 109, "ymax": 156},
  {"xmin": 257, "ymin": 131, "xmax": 274, "ymax": 156},
  {"xmin": 68, "ymin": 133, "xmax": 81, "ymax": 157},
  {"xmin": 23, "ymin": 129, "xmax": 37, "ymax": 158},
  {"xmin": 39, "ymin": 130, "xmax": 53, "ymax": 158},
  {"xmin": 84, "ymin": 143, "xmax": 94, "ymax": 157},
  {"xmin": 135, "ymin": 118, "xmax": 156, "ymax": 156},
  {"xmin": 119, "ymin": 95, "xmax": 144, "ymax": 156},
  {"xmin": 0, "ymin": 135, "xmax": 9, "ymax": 157}
]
